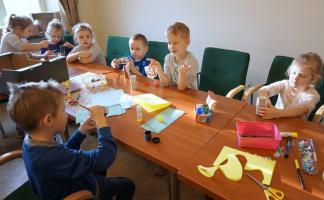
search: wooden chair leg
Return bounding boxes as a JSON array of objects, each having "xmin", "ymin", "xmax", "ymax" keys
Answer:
[{"xmin": 0, "ymin": 120, "xmax": 7, "ymax": 139}]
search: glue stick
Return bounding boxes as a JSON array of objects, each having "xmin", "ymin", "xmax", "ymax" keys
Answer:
[{"xmin": 136, "ymin": 105, "xmax": 143, "ymax": 123}]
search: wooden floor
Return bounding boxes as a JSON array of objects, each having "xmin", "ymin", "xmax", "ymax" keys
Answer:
[{"xmin": 0, "ymin": 103, "xmax": 206, "ymax": 200}]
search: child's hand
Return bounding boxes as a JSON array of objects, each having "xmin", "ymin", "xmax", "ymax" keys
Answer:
[
  {"xmin": 40, "ymin": 40, "xmax": 49, "ymax": 48},
  {"xmin": 127, "ymin": 59, "xmax": 136, "ymax": 71},
  {"xmin": 63, "ymin": 42, "xmax": 74, "ymax": 48},
  {"xmin": 79, "ymin": 51, "xmax": 91, "ymax": 59},
  {"xmin": 44, "ymin": 50, "xmax": 54, "ymax": 56},
  {"xmin": 111, "ymin": 59, "xmax": 119, "ymax": 68},
  {"xmin": 78, "ymin": 116, "xmax": 97, "ymax": 135},
  {"xmin": 89, "ymin": 106, "xmax": 107, "ymax": 128},
  {"xmin": 178, "ymin": 64, "xmax": 192, "ymax": 74},
  {"xmin": 147, "ymin": 58, "xmax": 163, "ymax": 73},
  {"xmin": 257, "ymin": 106, "xmax": 281, "ymax": 119}
]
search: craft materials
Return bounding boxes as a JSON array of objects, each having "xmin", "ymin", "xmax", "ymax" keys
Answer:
[
  {"xmin": 197, "ymin": 146, "xmax": 276, "ymax": 185},
  {"xmin": 297, "ymin": 138, "xmax": 318, "ymax": 174},
  {"xmin": 195, "ymin": 104, "xmax": 212, "ymax": 123},
  {"xmin": 136, "ymin": 105, "xmax": 143, "ymax": 123},
  {"xmin": 152, "ymin": 137, "xmax": 160, "ymax": 143},
  {"xmin": 130, "ymin": 75, "xmax": 137, "ymax": 89},
  {"xmin": 134, "ymin": 93, "xmax": 171, "ymax": 113},
  {"xmin": 284, "ymin": 136, "xmax": 293, "ymax": 158},
  {"xmin": 309, "ymin": 139, "xmax": 317, "ymax": 161},
  {"xmin": 294, "ymin": 159, "xmax": 305, "ymax": 190},
  {"xmin": 144, "ymin": 131, "xmax": 152, "ymax": 142},
  {"xmin": 246, "ymin": 172, "xmax": 284, "ymax": 200},
  {"xmin": 256, "ymin": 96, "xmax": 267, "ymax": 115},
  {"xmin": 280, "ymin": 132, "xmax": 298, "ymax": 138}
]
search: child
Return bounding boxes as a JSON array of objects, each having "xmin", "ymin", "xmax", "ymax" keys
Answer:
[
  {"xmin": 40, "ymin": 18, "xmax": 74, "ymax": 56},
  {"xmin": 66, "ymin": 23, "xmax": 106, "ymax": 65},
  {"xmin": 0, "ymin": 14, "xmax": 49, "ymax": 54},
  {"xmin": 7, "ymin": 80, "xmax": 135, "ymax": 200},
  {"xmin": 257, "ymin": 52, "xmax": 323, "ymax": 119},
  {"xmin": 150, "ymin": 22, "xmax": 199, "ymax": 90},
  {"xmin": 111, "ymin": 34, "xmax": 157, "ymax": 79}
]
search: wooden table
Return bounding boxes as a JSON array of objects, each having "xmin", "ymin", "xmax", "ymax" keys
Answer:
[
  {"xmin": 67, "ymin": 62, "xmax": 247, "ymax": 199},
  {"xmin": 178, "ymin": 104, "xmax": 324, "ymax": 200}
]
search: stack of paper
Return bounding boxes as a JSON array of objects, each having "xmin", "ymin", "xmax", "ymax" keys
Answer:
[{"xmin": 134, "ymin": 93, "xmax": 171, "ymax": 113}]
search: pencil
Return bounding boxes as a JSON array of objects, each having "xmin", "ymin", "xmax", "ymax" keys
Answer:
[{"xmin": 294, "ymin": 159, "xmax": 305, "ymax": 190}]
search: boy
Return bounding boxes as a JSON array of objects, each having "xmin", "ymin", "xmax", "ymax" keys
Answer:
[
  {"xmin": 111, "ymin": 34, "xmax": 157, "ymax": 79},
  {"xmin": 150, "ymin": 22, "xmax": 199, "ymax": 90},
  {"xmin": 7, "ymin": 80, "xmax": 135, "ymax": 200}
]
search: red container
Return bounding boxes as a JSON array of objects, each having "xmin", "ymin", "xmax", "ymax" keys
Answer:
[{"xmin": 236, "ymin": 121, "xmax": 282, "ymax": 150}]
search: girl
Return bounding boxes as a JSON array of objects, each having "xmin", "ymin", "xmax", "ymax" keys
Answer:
[
  {"xmin": 66, "ymin": 23, "xmax": 105, "ymax": 65},
  {"xmin": 0, "ymin": 14, "xmax": 48, "ymax": 54},
  {"xmin": 40, "ymin": 19, "xmax": 74, "ymax": 56},
  {"xmin": 257, "ymin": 52, "xmax": 323, "ymax": 119}
]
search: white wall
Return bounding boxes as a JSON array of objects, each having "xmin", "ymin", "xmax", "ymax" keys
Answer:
[{"xmin": 77, "ymin": 0, "xmax": 324, "ymax": 85}]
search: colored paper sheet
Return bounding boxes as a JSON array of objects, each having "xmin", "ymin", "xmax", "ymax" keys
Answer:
[
  {"xmin": 134, "ymin": 93, "xmax": 171, "ymax": 113},
  {"xmin": 106, "ymin": 104, "xmax": 126, "ymax": 117},
  {"xmin": 89, "ymin": 89, "xmax": 124, "ymax": 107},
  {"xmin": 140, "ymin": 108, "xmax": 185, "ymax": 133}
]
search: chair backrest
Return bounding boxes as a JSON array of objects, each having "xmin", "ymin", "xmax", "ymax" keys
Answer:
[
  {"xmin": 106, "ymin": 36, "xmax": 130, "ymax": 66},
  {"xmin": 309, "ymin": 66, "xmax": 324, "ymax": 121},
  {"xmin": 199, "ymin": 47, "xmax": 250, "ymax": 99},
  {"xmin": 147, "ymin": 41, "xmax": 169, "ymax": 67},
  {"xmin": 63, "ymin": 34, "xmax": 75, "ymax": 45}
]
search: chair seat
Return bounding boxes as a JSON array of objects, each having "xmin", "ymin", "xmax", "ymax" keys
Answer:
[{"xmin": 4, "ymin": 181, "xmax": 38, "ymax": 200}]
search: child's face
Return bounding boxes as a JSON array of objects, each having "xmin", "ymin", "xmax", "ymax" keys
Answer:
[
  {"xmin": 166, "ymin": 32, "xmax": 189, "ymax": 58},
  {"xmin": 49, "ymin": 28, "xmax": 63, "ymax": 44},
  {"xmin": 129, "ymin": 39, "xmax": 148, "ymax": 60},
  {"xmin": 19, "ymin": 25, "xmax": 33, "ymax": 39},
  {"xmin": 289, "ymin": 64, "xmax": 313, "ymax": 90},
  {"xmin": 52, "ymin": 96, "xmax": 68, "ymax": 134},
  {"xmin": 77, "ymin": 29, "xmax": 92, "ymax": 48}
]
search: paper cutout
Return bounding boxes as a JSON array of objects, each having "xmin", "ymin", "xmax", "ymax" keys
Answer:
[
  {"xmin": 134, "ymin": 93, "xmax": 171, "ymax": 113},
  {"xmin": 140, "ymin": 108, "xmax": 185, "ymax": 133},
  {"xmin": 89, "ymin": 89, "xmax": 124, "ymax": 107},
  {"xmin": 197, "ymin": 146, "xmax": 276, "ymax": 185},
  {"xmin": 206, "ymin": 91, "xmax": 217, "ymax": 111}
]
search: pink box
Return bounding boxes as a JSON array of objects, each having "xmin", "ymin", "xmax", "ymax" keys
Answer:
[{"xmin": 236, "ymin": 121, "xmax": 282, "ymax": 150}]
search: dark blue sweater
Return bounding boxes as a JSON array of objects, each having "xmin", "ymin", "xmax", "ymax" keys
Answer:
[{"xmin": 22, "ymin": 127, "xmax": 116, "ymax": 200}]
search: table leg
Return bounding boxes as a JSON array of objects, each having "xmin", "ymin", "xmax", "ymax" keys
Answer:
[{"xmin": 169, "ymin": 171, "xmax": 179, "ymax": 200}]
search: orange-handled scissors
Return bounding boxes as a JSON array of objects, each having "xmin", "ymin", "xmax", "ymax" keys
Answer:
[{"xmin": 246, "ymin": 172, "xmax": 284, "ymax": 200}]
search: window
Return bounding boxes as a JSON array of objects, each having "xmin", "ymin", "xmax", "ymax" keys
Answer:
[{"xmin": 0, "ymin": 0, "xmax": 59, "ymax": 26}]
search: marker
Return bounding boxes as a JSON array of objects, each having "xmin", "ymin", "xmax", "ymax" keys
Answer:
[
  {"xmin": 295, "ymin": 159, "xmax": 305, "ymax": 190},
  {"xmin": 284, "ymin": 136, "xmax": 292, "ymax": 158}
]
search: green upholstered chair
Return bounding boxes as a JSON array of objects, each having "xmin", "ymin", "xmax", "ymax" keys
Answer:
[
  {"xmin": 243, "ymin": 56, "xmax": 294, "ymax": 103},
  {"xmin": 198, "ymin": 47, "xmax": 250, "ymax": 100},
  {"xmin": 1, "ymin": 150, "xmax": 93, "ymax": 200},
  {"xmin": 147, "ymin": 41, "xmax": 169, "ymax": 67},
  {"xmin": 63, "ymin": 34, "xmax": 75, "ymax": 45},
  {"xmin": 106, "ymin": 36, "xmax": 130, "ymax": 66}
]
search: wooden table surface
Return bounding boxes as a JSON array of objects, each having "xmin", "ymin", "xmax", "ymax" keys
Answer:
[
  {"xmin": 67, "ymin": 63, "xmax": 247, "ymax": 172},
  {"xmin": 178, "ymin": 104, "xmax": 324, "ymax": 200}
]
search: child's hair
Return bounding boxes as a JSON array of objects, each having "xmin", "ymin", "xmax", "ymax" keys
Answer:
[
  {"xmin": 5, "ymin": 14, "xmax": 33, "ymax": 33},
  {"xmin": 72, "ymin": 23, "xmax": 95, "ymax": 44},
  {"xmin": 130, "ymin": 34, "xmax": 148, "ymax": 46},
  {"xmin": 7, "ymin": 80, "xmax": 64, "ymax": 132},
  {"xmin": 45, "ymin": 18, "xmax": 64, "ymax": 39},
  {"xmin": 287, "ymin": 52, "xmax": 323, "ymax": 85},
  {"xmin": 166, "ymin": 22, "xmax": 190, "ymax": 38}
]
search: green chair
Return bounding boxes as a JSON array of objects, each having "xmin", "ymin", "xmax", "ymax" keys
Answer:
[
  {"xmin": 1, "ymin": 150, "xmax": 93, "ymax": 200},
  {"xmin": 147, "ymin": 41, "xmax": 169, "ymax": 67},
  {"xmin": 198, "ymin": 47, "xmax": 250, "ymax": 100},
  {"xmin": 106, "ymin": 36, "xmax": 130, "ymax": 66},
  {"xmin": 63, "ymin": 34, "xmax": 75, "ymax": 45}
]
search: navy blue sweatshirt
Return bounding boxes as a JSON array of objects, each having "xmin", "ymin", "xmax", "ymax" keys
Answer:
[{"xmin": 22, "ymin": 127, "xmax": 116, "ymax": 200}]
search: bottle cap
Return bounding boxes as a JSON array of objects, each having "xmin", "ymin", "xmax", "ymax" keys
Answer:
[{"xmin": 152, "ymin": 137, "xmax": 160, "ymax": 143}]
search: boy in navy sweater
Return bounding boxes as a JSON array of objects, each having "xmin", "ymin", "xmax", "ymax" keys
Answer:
[{"xmin": 7, "ymin": 80, "xmax": 135, "ymax": 200}]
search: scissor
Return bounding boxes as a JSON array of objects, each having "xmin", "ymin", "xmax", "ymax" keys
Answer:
[{"xmin": 246, "ymin": 172, "xmax": 284, "ymax": 200}]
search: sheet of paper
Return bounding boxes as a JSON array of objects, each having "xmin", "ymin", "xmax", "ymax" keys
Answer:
[
  {"xmin": 89, "ymin": 89, "xmax": 124, "ymax": 107},
  {"xmin": 106, "ymin": 104, "xmax": 126, "ymax": 117},
  {"xmin": 75, "ymin": 109, "xmax": 90, "ymax": 124},
  {"xmin": 134, "ymin": 93, "xmax": 171, "ymax": 113},
  {"xmin": 140, "ymin": 108, "xmax": 185, "ymax": 133}
]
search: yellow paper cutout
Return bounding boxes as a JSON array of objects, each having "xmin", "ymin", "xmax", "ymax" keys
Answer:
[
  {"xmin": 134, "ymin": 93, "xmax": 171, "ymax": 113},
  {"xmin": 197, "ymin": 146, "xmax": 276, "ymax": 185}
]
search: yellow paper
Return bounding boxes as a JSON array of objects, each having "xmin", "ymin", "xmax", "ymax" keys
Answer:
[
  {"xmin": 134, "ymin": 93, "xmax": 171, "ymax": 113},
  {"xmin": 197, "ymin": 146, "xmax": 276, "ymax": 185}
]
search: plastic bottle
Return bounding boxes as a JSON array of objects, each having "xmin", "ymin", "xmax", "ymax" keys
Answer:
[{"xmin": 136, "ymin": 105, "xmax": 143, "ymax": 123}]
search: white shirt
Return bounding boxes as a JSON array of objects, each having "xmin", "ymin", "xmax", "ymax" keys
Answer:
[
  {"xmin": 261, "ymin": 80, "xmax": 320, "ymax": 118},
  {"xmin": 0, "ymin": 32, "xmax": 27, "ymax": 54},
  {"xmin": 163, "ymin": 52, "xmax": 199, "ymax": 89},
  {"xmin": 70, "ymin": 43, "xmax": 106, "ymax": 65}
]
